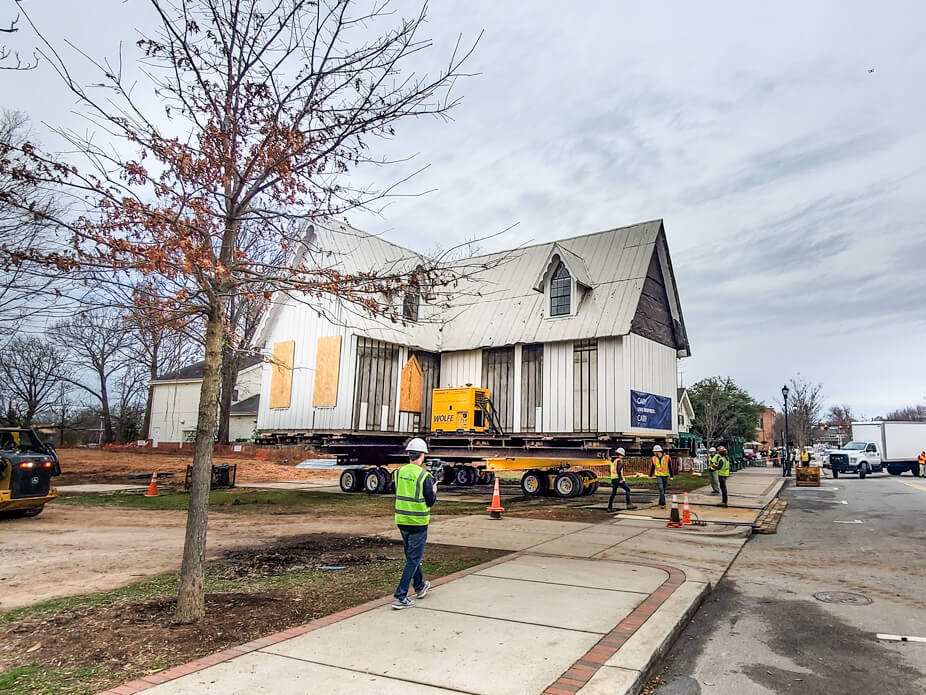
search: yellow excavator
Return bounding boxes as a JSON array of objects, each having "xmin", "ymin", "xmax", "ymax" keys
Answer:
[{"xmin": 0, "ymin": 427, "xmax": 61, "ymax": 519}]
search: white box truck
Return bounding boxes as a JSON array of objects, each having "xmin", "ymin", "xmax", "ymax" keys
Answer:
[{"xmin": 828, "ymin": 421, "xmax": 925, "ymax": 478}]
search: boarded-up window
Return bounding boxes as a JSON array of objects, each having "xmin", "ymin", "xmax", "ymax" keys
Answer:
[
  {"xmin": 481, "ymin": 346, "xmax": 514, "ymax": 431},
  {"xmin": 352, "ymin": 338, "xmax": 400, "ymax": 431},
  {"xmin": 573, "ymin": 339, "xmax": 598, "ymax": 432},
  {"xmin": 521, "ymin": 344, "xmax": 543, "ymax": 432},
  {"xmin": 312, "ymin": 336, "xmax": 341, "ymax": 407},
  {"xmin": 399, "ymin": 355, "xmax": 423, "ymax": 413},
  {"xmin": 409, "ymin": 350, "xmax": 440, "ymax": 433},
  {"xmin": 269, "ymin": 340, "xmax": 295, "ymax": 409}
]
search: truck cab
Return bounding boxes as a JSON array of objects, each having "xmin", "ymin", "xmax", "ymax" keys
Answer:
[{"xmin": 828, "ymin": 441, "xmax": 883, "ymax": 479}]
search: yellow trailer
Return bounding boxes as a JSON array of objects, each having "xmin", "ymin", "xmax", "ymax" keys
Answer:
[{"xmin": 484, "ymin": 457, "xmax": 603, "ymax": 498}]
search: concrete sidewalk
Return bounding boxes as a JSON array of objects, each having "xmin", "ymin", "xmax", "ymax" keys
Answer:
[{"xmin": 100, "ymin": 507, "xmax": 756, "ymax": 695}]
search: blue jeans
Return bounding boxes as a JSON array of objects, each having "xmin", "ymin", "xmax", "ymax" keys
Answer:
[
  {"xmin": 395, "ymin": 527, "xmax": 428, "ymax": 600},
  {"xmin": 656, "ymin": 476, "xmax": 668, "ymax": 506}
]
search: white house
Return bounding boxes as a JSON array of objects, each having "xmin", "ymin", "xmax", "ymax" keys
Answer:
[
  {"xmin": 255, "ymin": 218, "xmax": 690, "ymax": 442},
  {"xmin": 677, "ymin": 388, "xmax": 696, "ymax": 433},
  {"xmin": 148, "ymin": 355, "xmax": 263, "ymax": 444}
]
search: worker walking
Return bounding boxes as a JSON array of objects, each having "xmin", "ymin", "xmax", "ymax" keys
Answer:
[
  {"xmin": 918, "ymin": 451, "xmax": 925, "ymax": 478},
  {"xmin": 607, "ymin": 447, "xmax": 637, "ymax": 512},
  {"xmin": 650, "ymin": 445, "xmax": 672, "ymax": 508},
  {"xmin": 710, "ymin": 445, "xmax": 731, "ymax": 507},
  {"xmin": 707, "ymin": 446, "xmax": 721, "ymax": 494},
  {"xmin": 391, "ymin": 438, "xmax": 437, "ymax": 610}
]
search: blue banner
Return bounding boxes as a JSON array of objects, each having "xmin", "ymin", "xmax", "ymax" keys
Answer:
[{"xmin": 630, "ymin": 390, "xmax": 673, "ymax": 430}]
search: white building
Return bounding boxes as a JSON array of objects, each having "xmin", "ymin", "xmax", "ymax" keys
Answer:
[
  {"xmin": 148, "ymin": 355, "xmax": 263, "ymax": 444},
  {"xmin": 677, "ymin": 388, "xmax": 696, "ymax": 433},
  {"xmin": 255, "ymin": 218, "xmax": 690, "ymax": 442}
]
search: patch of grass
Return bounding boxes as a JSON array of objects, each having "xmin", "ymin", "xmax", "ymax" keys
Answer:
[
  {"xmin": 0, "ymin": 665, "xmax": 114, "ymax": 695},
  {"xmin": 57, "ymin": 488, "xmax": 486, "ymax": 517}
]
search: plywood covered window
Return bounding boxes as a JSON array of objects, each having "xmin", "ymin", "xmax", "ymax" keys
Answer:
[
  {"xmin": 573, "ymin": 339, "xmax": 598, "ymax": 432},
  {"xmin": 409, "ymin": 350, "xmax": 440, "ymax": 432},
  {"xmin": 352, "ymin": 338, "xmax": 400, "ymax": 431},
  {"xmin": 269, "ymin": 340, "xmax": 295, "ymax": 409},
  {"xmin": 520, "ymin": 343, "xmax": 543, "ymax": 432},
  {"xmin": 481, "ymin": 346, "xmax": 515, "ymax": 431},
  {"xmin": 550, "ymin": 261, "xmax": 571, "ymax": 316}
]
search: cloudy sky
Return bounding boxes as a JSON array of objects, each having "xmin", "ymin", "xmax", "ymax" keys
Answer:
[{"xmin": 6, "ymin": 1, "xmax": 925, "ymax": 416}]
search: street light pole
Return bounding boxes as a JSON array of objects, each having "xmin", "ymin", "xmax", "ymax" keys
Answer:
[{"xmin": 781, "ymin": 385, "xmax": 790, "ymax": 478}]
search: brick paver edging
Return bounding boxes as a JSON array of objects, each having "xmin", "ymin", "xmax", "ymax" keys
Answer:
[
  {"xmin": 94, "ymin": 551, "xmax": 516, "ymax": 695},
  {"xmin": 540, "ymin": 557, "xmax": 687, "ymax": 695}
]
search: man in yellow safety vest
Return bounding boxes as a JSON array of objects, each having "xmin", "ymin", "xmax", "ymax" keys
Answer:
[
  {"xmin": 710, "ymin": 445, "xmax": 731, "ymax": 506},
  {"xmin": 800, "ymin": 450, "xmax": 811, "ymax": 466},
  {"xmin": 707, "ymin": 446, "xmax": 721, "ymax": 494},
  {"xmin": 607, "ymin": 447, "xmax": 637, "ymax": 512},
  {"xmin": 918, "ymin": 451, "xmax": 925, "ymax": 478},
  {"xmin": 391, "ymin": 438, "xmax": 437, "ymax": 609},
  {"xmin": 649, "ymin": 445, "xmax": 672, "ymax": 507}
]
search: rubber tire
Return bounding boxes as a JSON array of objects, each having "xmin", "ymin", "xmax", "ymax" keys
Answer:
[
  {"xmin": 578, "ymin": 470, "xmax": 596, "ymax": 496},
  {"xmin": 364, "ymin": 467, "xmax": 388, "ymax": 494},
  {"xmin": 440, "ymin": 465, "xmax": 455, "ymax": 486},
  {"xmin": 454, "ymin": 465, "xmax": 476, "ymax": 487},
  {"xmin": 589, "ymin": 481, "xmax": 599, "ymax": 494},
  {"xmin": 482, "ymin": 471, "xmax": 495, "ymax": 486},
  {"xmin": 566, "ymin": 472, "xmax": 584, "ymax": 498},
  {"xmin": 339, "ymin": 468, "xmax": 363, "ymax": 493},
  {"xmin": 554, "ymin": 472, "xmax": 584, "ymax": 498},
  {"xmin": 859, "ymin": 464, "xmax": 867, "ymax": 480},
  {"xmin": 520, "ymin": 470, "xmax": 545, "ymax": 496},
  {"xmin": 476, "ymin": 469, "xmax": 489, "ymax": 485}
]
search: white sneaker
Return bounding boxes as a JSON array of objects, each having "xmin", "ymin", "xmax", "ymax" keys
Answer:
[
  {"xmin": 416, "ymin": 581, "xmax": 431, "ymax": 599},
  {"xmin": 391, "ymin": 597, "xmax": 415, "ymax": 609}
]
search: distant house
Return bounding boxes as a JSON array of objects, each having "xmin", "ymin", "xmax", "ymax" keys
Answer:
[
  {"xmin": 677, "ymin": 388, "xmax": 695, "ymax": 433},
  {"xmin": 148, "ymin": 355, "xmax": 263, "ymax": 444},
  {"xmin": 756, "ymin": 407, "xmax": 776, "ymax": 450},
  {"xmin": 255, "ymin": 218, "xmax": 691, "ymax": 443}
]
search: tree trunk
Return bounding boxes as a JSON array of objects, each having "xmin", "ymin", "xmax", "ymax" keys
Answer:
[
  {"xmin": 142, "ymin": 350, "xmax": 158, "ymax": 440},
  {"xmin": 99, "ymin": 369, "xmax": 114, "ymax": 444},
  {"xmin": 216, "ymin": 345, "xmax": 238, "ymax": 445},
  {"xmin": 174, "ymin": 305, "xmax": 224, "ymax": 623}
]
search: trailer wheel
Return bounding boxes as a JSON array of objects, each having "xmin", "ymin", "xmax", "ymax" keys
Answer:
[
  {"xmin": 520, "ymin": 470, "xmax": 545, "ymax": 496},
  {"xmin": 553, "ymin": 471, "xmax": 583, "ymax": 498},
  {"xmin": 339, "ymin": 468, "xmax": 363, "ymax": 493},
  {"xmin": 480, "ymin": 471, "xmax": 495, "ymax": 486},
  {"xmin": 364, "ymin": 467, "xmax": 388, "ymax": 494},
  {"xmin": 440, "ymin": 465, "xmax": 455, "ymax": 485},
  {"xmin": 454, "ymin": 465, "xmax": 476, "ymax": 487},
  {"xmin": 578, "ymin": 470, "xmax": 596, "ymax": 496}
]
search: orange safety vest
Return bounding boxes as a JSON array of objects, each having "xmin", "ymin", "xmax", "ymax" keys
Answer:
[
  {"xmin": 919, "ymin": 454, "xmax": 926, "ymax": 465},
  {"xmin": 652, "ymin": 454, "xmax": 670, "ymax": 477}
]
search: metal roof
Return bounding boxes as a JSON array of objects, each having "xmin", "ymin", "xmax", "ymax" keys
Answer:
[
  {"xmin": 258, "ymin": 218, "xmax": 689, "ymax": 354},
  {"xmin": 154, "ymin": 353, "xmax": 263, "ymax": 382}
]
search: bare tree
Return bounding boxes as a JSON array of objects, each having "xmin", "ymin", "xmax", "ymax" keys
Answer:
[
  {"xmin": 56, "ymin": 310, "xmax": 133, "ymax": 443},
  {"xmin": 8, "ymin": 0, "xmax": 499, "ymax": 624},
  {"xmin": 884, "ymin": 405, "xmax": 926, "ymax": 422},
  {"xmin": 0, "ymin": 12, "xmax": 37, "ymax": 70},
  {"xmin": 778, "ymin": 375, "xmax": 825, "ymax": 448},
  {"xmin": 825, "ymin": 404, "xmax": 855, "ymax": 428},
  {"xmin": 0, "ymin": 335, "xmax": 63, "ymax": 426}
]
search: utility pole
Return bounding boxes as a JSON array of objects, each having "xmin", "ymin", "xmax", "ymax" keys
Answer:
[{"xmin": 782, "ymin": 384, "xmax": 790, "ymax": 477}]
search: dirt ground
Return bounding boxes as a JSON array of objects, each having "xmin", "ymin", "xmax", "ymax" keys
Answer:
[
  {"xmin": 0, "ymin": 504, "xmax": 393, "ymax": 611},
  {"xmin": 0, "ymin": 534, "xmax": 503, "ymax": 695},
  {"xmin": 55, "ymin": 448, "xmax": 339, "ymax": 485}
]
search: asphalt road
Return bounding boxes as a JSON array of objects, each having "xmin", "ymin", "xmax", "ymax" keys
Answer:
[{"xmin": 651, "ymin": 469, "xmax": 926, "ymax": 695}]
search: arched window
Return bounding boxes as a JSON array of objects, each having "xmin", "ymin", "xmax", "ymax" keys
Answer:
[{"xmin": 550, "ymin": 261, "xmax": 571, "ymax": 316}]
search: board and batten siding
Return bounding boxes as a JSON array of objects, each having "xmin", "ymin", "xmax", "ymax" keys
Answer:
[
  {"xmin": 257, "ymin": 299, "xmax": 358, "ymax": 432},
  {"xmin": 439, "ymin": 349, "xmax": 482, "ymax": 389},
  {"xmin": 541, "ymin": 341, "xmax": 574, "ymax": 432},
  {"xmin": 598, "ymin": 333, "xmax": 677, "ymax": 435}
]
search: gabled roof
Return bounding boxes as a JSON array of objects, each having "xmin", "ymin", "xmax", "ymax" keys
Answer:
[
  {"xmin": 154, "ymin": 353, "xmax": 263, "ymax": 382},
  {"xmin": 531, "ymin": 243, "xmax": 593, "ymax": 292},
  {"xmin": 257, "ymin": 218, "xmax": 690, "ymax": 356}
]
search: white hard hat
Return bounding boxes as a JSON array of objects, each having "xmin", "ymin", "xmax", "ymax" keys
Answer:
[
  {"xmin": 709, "ymin": 447, "xmax": 716, "ymax": 453},
  {"xmin": 405, "ymin": 437, "xmax": 429, "ymax": 455},
  {"xmin": 615, "ymin": 447, "xmax": 626, "ymax": 456},
  {"xmin": 653, "ymin": 445, "xmax": 663, "ymax": 453}
]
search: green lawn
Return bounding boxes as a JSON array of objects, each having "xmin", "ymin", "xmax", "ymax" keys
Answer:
[
  {"xmin": 57, "ymin": 488, "xmax": 487, "ymax": 516},
  {"xmin": 0, "ymin": 665, "xmax": 116, "ymax": 695}
]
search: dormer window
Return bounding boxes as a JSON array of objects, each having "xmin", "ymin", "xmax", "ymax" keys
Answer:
[
  {"xmin": 550, "ymin": 262, "xmax": 571, "ymax": 316},
  {"xmin": 403, "ymin": 288, "xmax": 420, "ymax": 322}
]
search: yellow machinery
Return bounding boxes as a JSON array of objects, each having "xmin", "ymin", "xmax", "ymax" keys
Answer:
[
  {"xmin": 431, "ymin": 387, "xmax": 495, "ymax": 433},
  {"xmin": 0, "ymin": 428, "xmax": 60, "ymax": 519}
]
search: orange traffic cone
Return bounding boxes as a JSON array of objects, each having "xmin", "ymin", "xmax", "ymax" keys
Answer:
[
  {"xmin": 682, "ymin": 492, "xmax": 692, "ymax": 525},
  {"xmin": 145, "ymin": 471, "xmax": 158, "ymax": 497},
  {"xmin": 667, "ymin": 494, "xmax": 682, "ymax": 527},
  {"xmin": 487, "ymin": 477, "xmax": 505, "ymax": 519}
]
